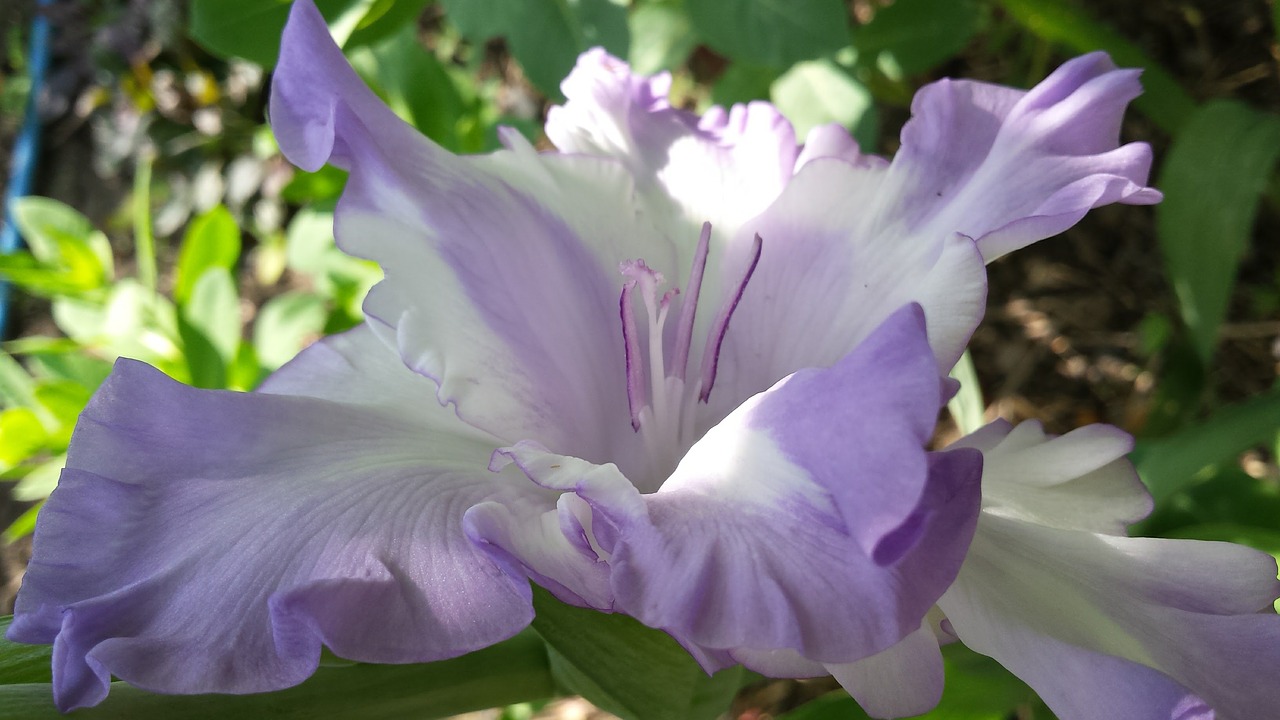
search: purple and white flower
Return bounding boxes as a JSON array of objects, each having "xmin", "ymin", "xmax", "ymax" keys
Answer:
[
  {"xmin": 8, "ymin": 0, "xmax": 1162, "ymax": 711},
  {"xmin": 934, "ymin": 422, "xmax": 1280, "ymax": 720},
  {"xmin": 731, "ymin": 422, "xmax": 1280, "ymax": 720}
]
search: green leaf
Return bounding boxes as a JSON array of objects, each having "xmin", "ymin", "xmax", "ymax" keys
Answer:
[
  {"xmin": 0, "ymin": 352, "xmax": 37, "ymax": 409},
  {"xmin": 0, "ymin": 253, "xmax": 100, "ymax": 297},
  {"xmin": 281, "ymin": 165, "xmax": 349, "ymax": 204},
  {"xmin": 184, "ymin": 268, "xmax": 242, "ymax": 363},
  {"xmin": 0, "ymin": 616, "xmax": 53, "ymax": 685},
  {"xmin": 350, "ymin": 26, "xmax": 467, "ymax": 150},
  {"xmin": 13, "ymin": 455, "xmax": 65, "ymax": 503},
  {"xmin": 0, "ymin": 408, "xmax": 47, "ymax": 470},
  {"xmin": 32, "ymin": 380, "xmax": 92, "ymax": 446},
  {"xmin": 947, "ymin": 350, "xmax": 986, "ymax": 435},
  {"xmin": 686, "ymin": 0, "xmax": 847, "ymax": 68},
  {"xmin": 628, "ymin": 1, "xmax": 696, "ymax": 75},
  {"xmin": 0, "ymin": 619, "xmax": 556, "ymax": 719},
  {"xmin": 179, "ymin": 269, "xmax": 242, "ymax": 389},
  {"xmin": 854, "ymin": 0, "xmax": 983, "ymax": 77},
  {"xmin": 189, "ymin": 0, "xmax": 385, "ymax": 68},
  {"xmin": 253, "ymin": 292, "xmax": 329, "ymax": 370},
  {"xmin": 10, "ymin": 197, "xmax": 111, "ymax": 274},
  {"xmin": 442, "ymin": 0, "xmax": 630, "ymax": 98},
  {"xmin": 711, "ymin": 63, "xmax": 778, "ymax": 106},
  {"xmin": 994, "ymin": 0, "xmax": 1196, "ymax": 135},
  {"xmin": 1156, "ymin": 100, "xmax": 1280, "ymax": 364},
  {"xmin": 345, "ymin": 0, "xmax": 433, "ymax": 48},
  {"xmin": 175, "ymin": 206, "xmax": 242, "ymax": 306},
  {"xmin": 770, "ymin": 59, "xmax": 874, "ymax": 148},
  {"xmin": 1133, "ymin": 388, "xmax": 1280, "ymax": 503},
  {"xmin": 10, "ymin": 197, "xmax": 112, "ymax": 291},
  {"xmin": 531, "ymin": 588, "xmax": 741, "ymax": 720}
]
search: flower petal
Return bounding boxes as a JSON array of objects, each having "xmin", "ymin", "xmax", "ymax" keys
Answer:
[
  {"xmin": 940, "ymin": 512, "xmax": 1280, "ymax": 720},
  {"xmin": 887, "ymin": 51, "xmax": 1160, "ymax": 263},
  {"xmin": 271, "ymin": 2, "xmax": 663, "ymax": 466},
  {"xmin": 497, "ymin": 307, "xmax": 982, "ymax": 664},
  {"xmin": 951, "ymin": 420, "xmax": 1152, "ymax": 534},
  {"xmin": 7, "ymin": 330, "xmax": 547, "ymax": 710},
  {"xmin": 707, "ymin": 157, "xmax": 987, "ymax": 421},
  {"xmin": 826, "ymin": 621, "xmax": 945, "ymax": 719},
  {"xmin": 546, "ymin": 49, "xmax": 798, "ymax": 239}
]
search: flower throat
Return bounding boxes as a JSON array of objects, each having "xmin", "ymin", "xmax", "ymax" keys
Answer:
[{"xmin": 619, "ymin": 222, "xmax": 762, "ymax": 471}]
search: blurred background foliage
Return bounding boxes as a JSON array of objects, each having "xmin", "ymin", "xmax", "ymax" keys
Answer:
[{"xmin": 0, "ymin": 0, "xmax": 1278, "ymax": 718}]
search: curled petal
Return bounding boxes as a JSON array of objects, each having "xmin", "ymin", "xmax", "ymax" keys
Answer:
[
  {"xmin": 7, "ymin": 329, "xmax": 547, "ymax": 710},
  {"xmin": 952, "ymin": 420, "xmax": 1151, "ymax": 535},
  {"xmin": 889, "ymin": 51, "xmax": 1160, "ymax": 263}
]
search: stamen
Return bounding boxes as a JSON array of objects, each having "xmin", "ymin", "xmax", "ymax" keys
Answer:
[
  {"xmin": 699, "ymin": 233, "xmax": 763, "ymax": 403},
  {"xmin": 671, "ymin": 222, "xmax": 711, "ymax": 381},
  {"xmin": 619, "ymin": 279, "xmax": 645, "ymax": 431}
]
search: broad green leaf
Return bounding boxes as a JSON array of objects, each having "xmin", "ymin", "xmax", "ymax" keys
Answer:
[
  {"xmin": 0, "ymin": 352, "xmax": 37, "ymax": 409},
  {"xmin": 9, "ymin": 197, "xmax": 112, "ymax": 290},
  {"xmin": 854, "ymin": 0, "xmax": 983, "ymax": 77},
  {"xmin": 10, "ymin": 197, "xmax": 112, "ymax": 275},
  {"xmin": 20, "ymin": 350, "xmax": 112, "ymax": 391},
  {"xmin": 350, "ymin": 27, "xmax": 466, "ymax": 150},
  {"xmin": 1156, "ymin": 100, "xmax": 1280, "ymax": 364},
  {"xmin": 13, "ymin": 455, "xmax": 65, "ymax": 502},
  {"xmin": 253, "ymin": 292, "xmax": 329, "ymax": 370},
  {"xmin": 0, "ymin": 408, "xmax": 46, "ymax": 470},
  {"xmin": 442, "ymin": 0, "xmax": 630, "ymax": 98},
  {"xmin": 51, "ymin": 298, "xmax": 104, "ymax": 346},
  {"xmin": 184, "ymin": 268, "xmax": 242, "ymax": 363},
  {"xmin": 1133, "ymin": 388, "xmax": 1280, "ymax": 503},
  {"xmin": 189, "ymin": 0, "xmax": 390, "ymax": 68},
  {"xmin": 0, "ymin": 620, "xmax": 556, "ymax": 719},
  {"xmin": 947, "ymin": 350, "xmax": 986, "ymax": 435},
  {"xmin": 32, "ymin": 380, "xmax": 92, "ymax": 446},
  {"xmin": 227, "ymin": 342, "xmax": 266, "ymax": 391},
  {"xmin": 531, "ymin": 589, "xmax": 741, "ymax": 720},
  {"xmin": 345, "ymin": 0, "xmax": 433, "ymax": 48},
  {"xmin": 711, "ymin": 63, "xmax": 778, "ymax": 107},
  {"xmin": 770, "ymin": 59, "xmax": 874, "ymax": 148},
  {"xmin": 0, "ymin": 253, "xmax": 99, "ymax": 296},
  {"xmin": 686, "ymin": 0, "xmax": 846, "ymax": 68},
  {"xmin": 179, "ymin": 269, "xmax": 242, "ymax": 389},
  {"xmin": 994, "ymin": 0, "xmax": 1196, "ymax": 134},
  {"xmin": 628, "ymin": 1, "xmax": 696, "ymax": 75},
  {"xmin": 281, "ymin": 165, "xmax": 349, "ymax": 204},
  {"xmin": 175, "ymin": 206, "xmax": 242, "ymax": 305},
  {"xmin": 0, "ymin": 616, "xmax": 53, "ymax": 685}
]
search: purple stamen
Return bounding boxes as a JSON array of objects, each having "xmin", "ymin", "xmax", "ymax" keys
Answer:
[
  {"xmin": 672, "ymin": 222, "xmax": 711, "ymax": 381},
  {"xmin": 699, "ymin": 233, "xmax": 762, "ymax": 403},
  {"xmin": 619, "ymin": 280, "xmax": 645, "ymax": 431}
]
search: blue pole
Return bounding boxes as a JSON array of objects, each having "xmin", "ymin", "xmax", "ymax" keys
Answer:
[{"xmin": 0, "ymin": 0, "xmax": 54, "ymax": 338}]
